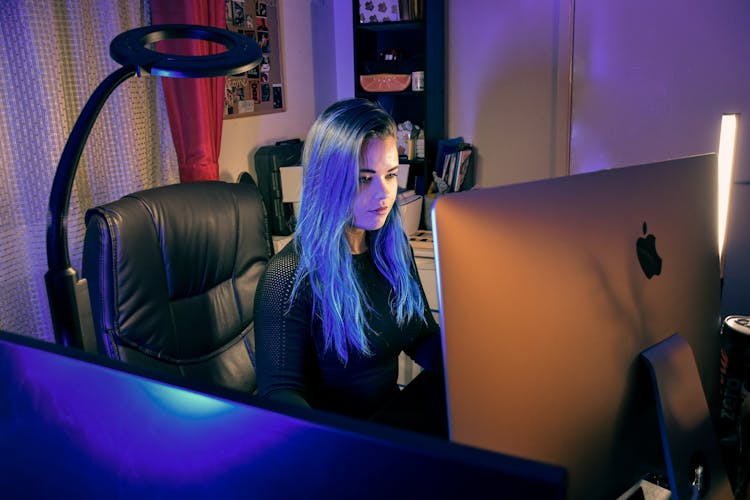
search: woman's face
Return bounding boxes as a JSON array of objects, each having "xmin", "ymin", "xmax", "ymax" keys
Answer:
[{"xmin": 351, "ymin": 136, "xmax": 399, "ymax": 231}]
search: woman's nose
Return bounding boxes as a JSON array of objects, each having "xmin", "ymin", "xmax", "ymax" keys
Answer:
[{"xmin": 372, "ymin": 177, "xmax": 389, "ymax": 199}]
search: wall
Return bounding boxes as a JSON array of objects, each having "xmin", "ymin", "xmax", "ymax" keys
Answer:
[
  {"xmin": 312, "ymin": 0, "xmax": 354, "ymax": 114},
  {"xmin": 571, "ymin": 1, "xmax": 750, "ymax": 176},
  {"xmin": 217, "ymin": 0, "xmax": 317, "ymax": 181},
  {"xmin": 446, "ymin": 0, "xmax": 572, "ymax": 187},
  {"xmin": 570, "ymin": 0, "xmax": 750, "ymax": 315}
]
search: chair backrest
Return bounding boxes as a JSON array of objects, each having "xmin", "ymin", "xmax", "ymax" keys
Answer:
[{"xmin": 82, "ymin": 181, "xmax": 271, "ymax": 394}]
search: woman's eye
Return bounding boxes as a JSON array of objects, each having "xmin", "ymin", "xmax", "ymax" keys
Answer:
[
  {"xmin": 359, "ymin": 176, "xmax": 371, "ymax": 184},
  {"xmin": 386, "ymin": 172, "xmax": 398, "ymax": 180}
]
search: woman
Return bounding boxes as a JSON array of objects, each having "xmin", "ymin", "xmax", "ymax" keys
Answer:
[{"xmin": 254, "ymin": 98, "xmax": 442, "ymax": 424}]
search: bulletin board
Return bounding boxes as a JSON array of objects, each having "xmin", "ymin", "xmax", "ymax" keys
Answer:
[{"xmin": 224, "ymin": 0, "xmax": 286, "ymax": 118}]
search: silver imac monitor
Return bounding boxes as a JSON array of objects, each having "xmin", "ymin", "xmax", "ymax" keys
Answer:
[{"xmin": 433, "ymin": 154, "xmax": 730, "ymax": 498}]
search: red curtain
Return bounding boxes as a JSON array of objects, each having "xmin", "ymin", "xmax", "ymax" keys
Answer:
[{"xmin": 151, "ymin": 0, "xmax": 225, "ymax": 182}]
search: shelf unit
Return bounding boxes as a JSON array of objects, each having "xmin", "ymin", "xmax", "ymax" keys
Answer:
[{"xmin": 352, "ymin": 1, "xmax": 445, "ymax": 194}]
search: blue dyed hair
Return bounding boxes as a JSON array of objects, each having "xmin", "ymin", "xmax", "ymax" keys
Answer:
[{"xmin": 291, "ymin": 98, "xmax": 426, "ymax": 363}]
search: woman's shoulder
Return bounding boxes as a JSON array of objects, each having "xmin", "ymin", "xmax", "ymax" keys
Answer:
[
  {"xmin": 257, "ymin": 242, "xmax": 303, "ymax": 307},
  {"xmin": 265, "ymin": 241, "xmax": 301, "ymax": 279}
]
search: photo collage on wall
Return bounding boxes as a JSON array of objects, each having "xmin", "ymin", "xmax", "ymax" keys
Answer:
[{"xmin": 224, "ymin": 0, "xmax": 285, "ymax": 117}]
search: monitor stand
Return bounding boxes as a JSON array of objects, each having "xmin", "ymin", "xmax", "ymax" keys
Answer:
[{"xmin": 637, "ymin": 333, "xmax": 732, "ymax": 499}]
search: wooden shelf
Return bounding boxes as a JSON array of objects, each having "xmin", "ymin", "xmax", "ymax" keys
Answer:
[
  {"xmin": 355, "ymin": 90, "xmax": 424, "ymax": 97},
  {"xmin": 356, "ymin": 20, "xmax": 423, "ymax": 32}
]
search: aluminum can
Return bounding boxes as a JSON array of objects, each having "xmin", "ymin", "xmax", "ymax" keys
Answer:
[{"xmin": 719, "ymin": 315, "xmax": 750, "ymax": 439}]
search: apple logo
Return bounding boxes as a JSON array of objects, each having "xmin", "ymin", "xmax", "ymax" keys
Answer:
[{"xmin": 636, "ymin": 221, "xmax": 662, "ymax": 279}]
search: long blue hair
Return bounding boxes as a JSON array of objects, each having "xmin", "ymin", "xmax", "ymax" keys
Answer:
[{"xmin": 290, "ymin": 98, "xmax": 426, "ymax": 363}]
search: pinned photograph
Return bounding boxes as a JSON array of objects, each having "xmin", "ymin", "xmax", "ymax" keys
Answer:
[
  {"xmin": 256, "ymin": 16, "xmax": 269, "ymax": 32},
  {"xmin": 238, "ymin": 99, "xmax": 254, "ymax": 114},
  {"xmin": 257, "ymin": 31, "xmax": 270, "ymax": 53},
  {"xmin": 272, "ymin": 84, "xmax": 283, "ymax": 109},
  {"xmin": 231, "ymin": 1, "xmax": 245, "ymax": 27},
  {"xmin": 251, "ymin": 80, "xmax": 260, "ymax": 103},
  {"xmin": 225, "ymin": 77, "xmax": 250, "ymax": 116}
]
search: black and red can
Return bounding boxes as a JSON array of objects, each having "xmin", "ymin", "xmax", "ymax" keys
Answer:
[{"xmin": 719, "ymin": 315, "xmax": 750, "ymax": 439}]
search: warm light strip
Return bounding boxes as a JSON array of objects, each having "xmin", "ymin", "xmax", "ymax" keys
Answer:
[{"xmin": 718, "ymin": 113, "xmax": 738, "ymax": 270}]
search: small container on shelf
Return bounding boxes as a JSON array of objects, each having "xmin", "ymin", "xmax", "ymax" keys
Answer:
[
  {"xmin": 411, "ymin": 70, "xmax": 424, "ymax": 91},
  {"xmin": 416, "ymin": 129, "xmax": 425, "ymax": 159}
]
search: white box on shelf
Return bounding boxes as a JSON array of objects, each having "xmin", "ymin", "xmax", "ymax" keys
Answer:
[{"xmin": 398, "ymin": 190, "xmax": 422, "ymax": 236}]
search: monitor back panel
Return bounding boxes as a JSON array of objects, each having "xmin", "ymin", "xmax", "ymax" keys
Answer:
[
  {"xmin": 0, "ymin": 330, "xmax": 565, "ymax": 498},
  {"xmin": 433, "ymin": 154, "xmax": 722, "ymax": 498}
]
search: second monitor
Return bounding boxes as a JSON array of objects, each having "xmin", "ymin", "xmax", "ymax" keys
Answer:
[{"xmin": 432, "ymin": 154, "xmax": 728, "ymax": 498}]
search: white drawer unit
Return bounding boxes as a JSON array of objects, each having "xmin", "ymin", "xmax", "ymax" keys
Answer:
[
  {"xmin": 399, "ymin": 230, "xmax": 439, "ymax": 387},
  {"xmin": 415, "ymin": 255, "xmax": 440, "ymax": 321}
]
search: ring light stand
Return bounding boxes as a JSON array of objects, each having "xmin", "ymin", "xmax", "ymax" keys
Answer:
[{"xmin": 45, "ymin": 24, "xmax": 262, "ymax": 350}]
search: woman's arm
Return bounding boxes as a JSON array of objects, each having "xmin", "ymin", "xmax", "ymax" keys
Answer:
[
  {"xmin": 408, "ymin": 310, "xmax": 443, "ymax": 374},
  {"xmin": 254, "ymin": 247, "xmax": 313, "ymax": 410},
  {"xmin": 404, "ymin": 249, "xmax": 443, "ymax": 373}
]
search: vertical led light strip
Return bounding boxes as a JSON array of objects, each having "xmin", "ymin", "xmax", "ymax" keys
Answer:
[{"xmin": 718, "ymin": 113, "xmax": 739, "ymax": 277}]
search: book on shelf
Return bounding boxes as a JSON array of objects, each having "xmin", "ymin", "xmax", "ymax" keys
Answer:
[
  {"xmin": 434, "ymin": 138, "xmax": 474, "ymax": 193},
  {"xmin": 434, "ymin": 137, "xmax": 463, "ymax": 180},
  {"xmin": 454, "ymin": 145, "xmax": 473, "ymax": 192}
]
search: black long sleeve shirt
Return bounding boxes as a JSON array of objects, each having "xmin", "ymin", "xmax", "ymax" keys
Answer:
[{"xmin": 254, "ymin": 242, "xmax": 441, "ymax": 420}]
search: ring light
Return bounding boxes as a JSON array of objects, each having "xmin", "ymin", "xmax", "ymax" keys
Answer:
[{"xmin": 109, "ymin": 24, "xmax": 261, "ymax": 78}]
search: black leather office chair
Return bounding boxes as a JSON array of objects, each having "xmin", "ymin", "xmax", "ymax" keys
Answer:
[{"xmin": 81, "ymin": 180, "xmax": 271, "ymax": 393}]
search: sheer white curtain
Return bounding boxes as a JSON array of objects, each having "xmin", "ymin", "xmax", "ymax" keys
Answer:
[{"xmin": 0, "ymin": 1, "xmax": 179, "ymax": 342}]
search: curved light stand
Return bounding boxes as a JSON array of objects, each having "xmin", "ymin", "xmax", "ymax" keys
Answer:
[{"xmin": 45, "ymin": 24, "xmax": 262, "ymax": 349}]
